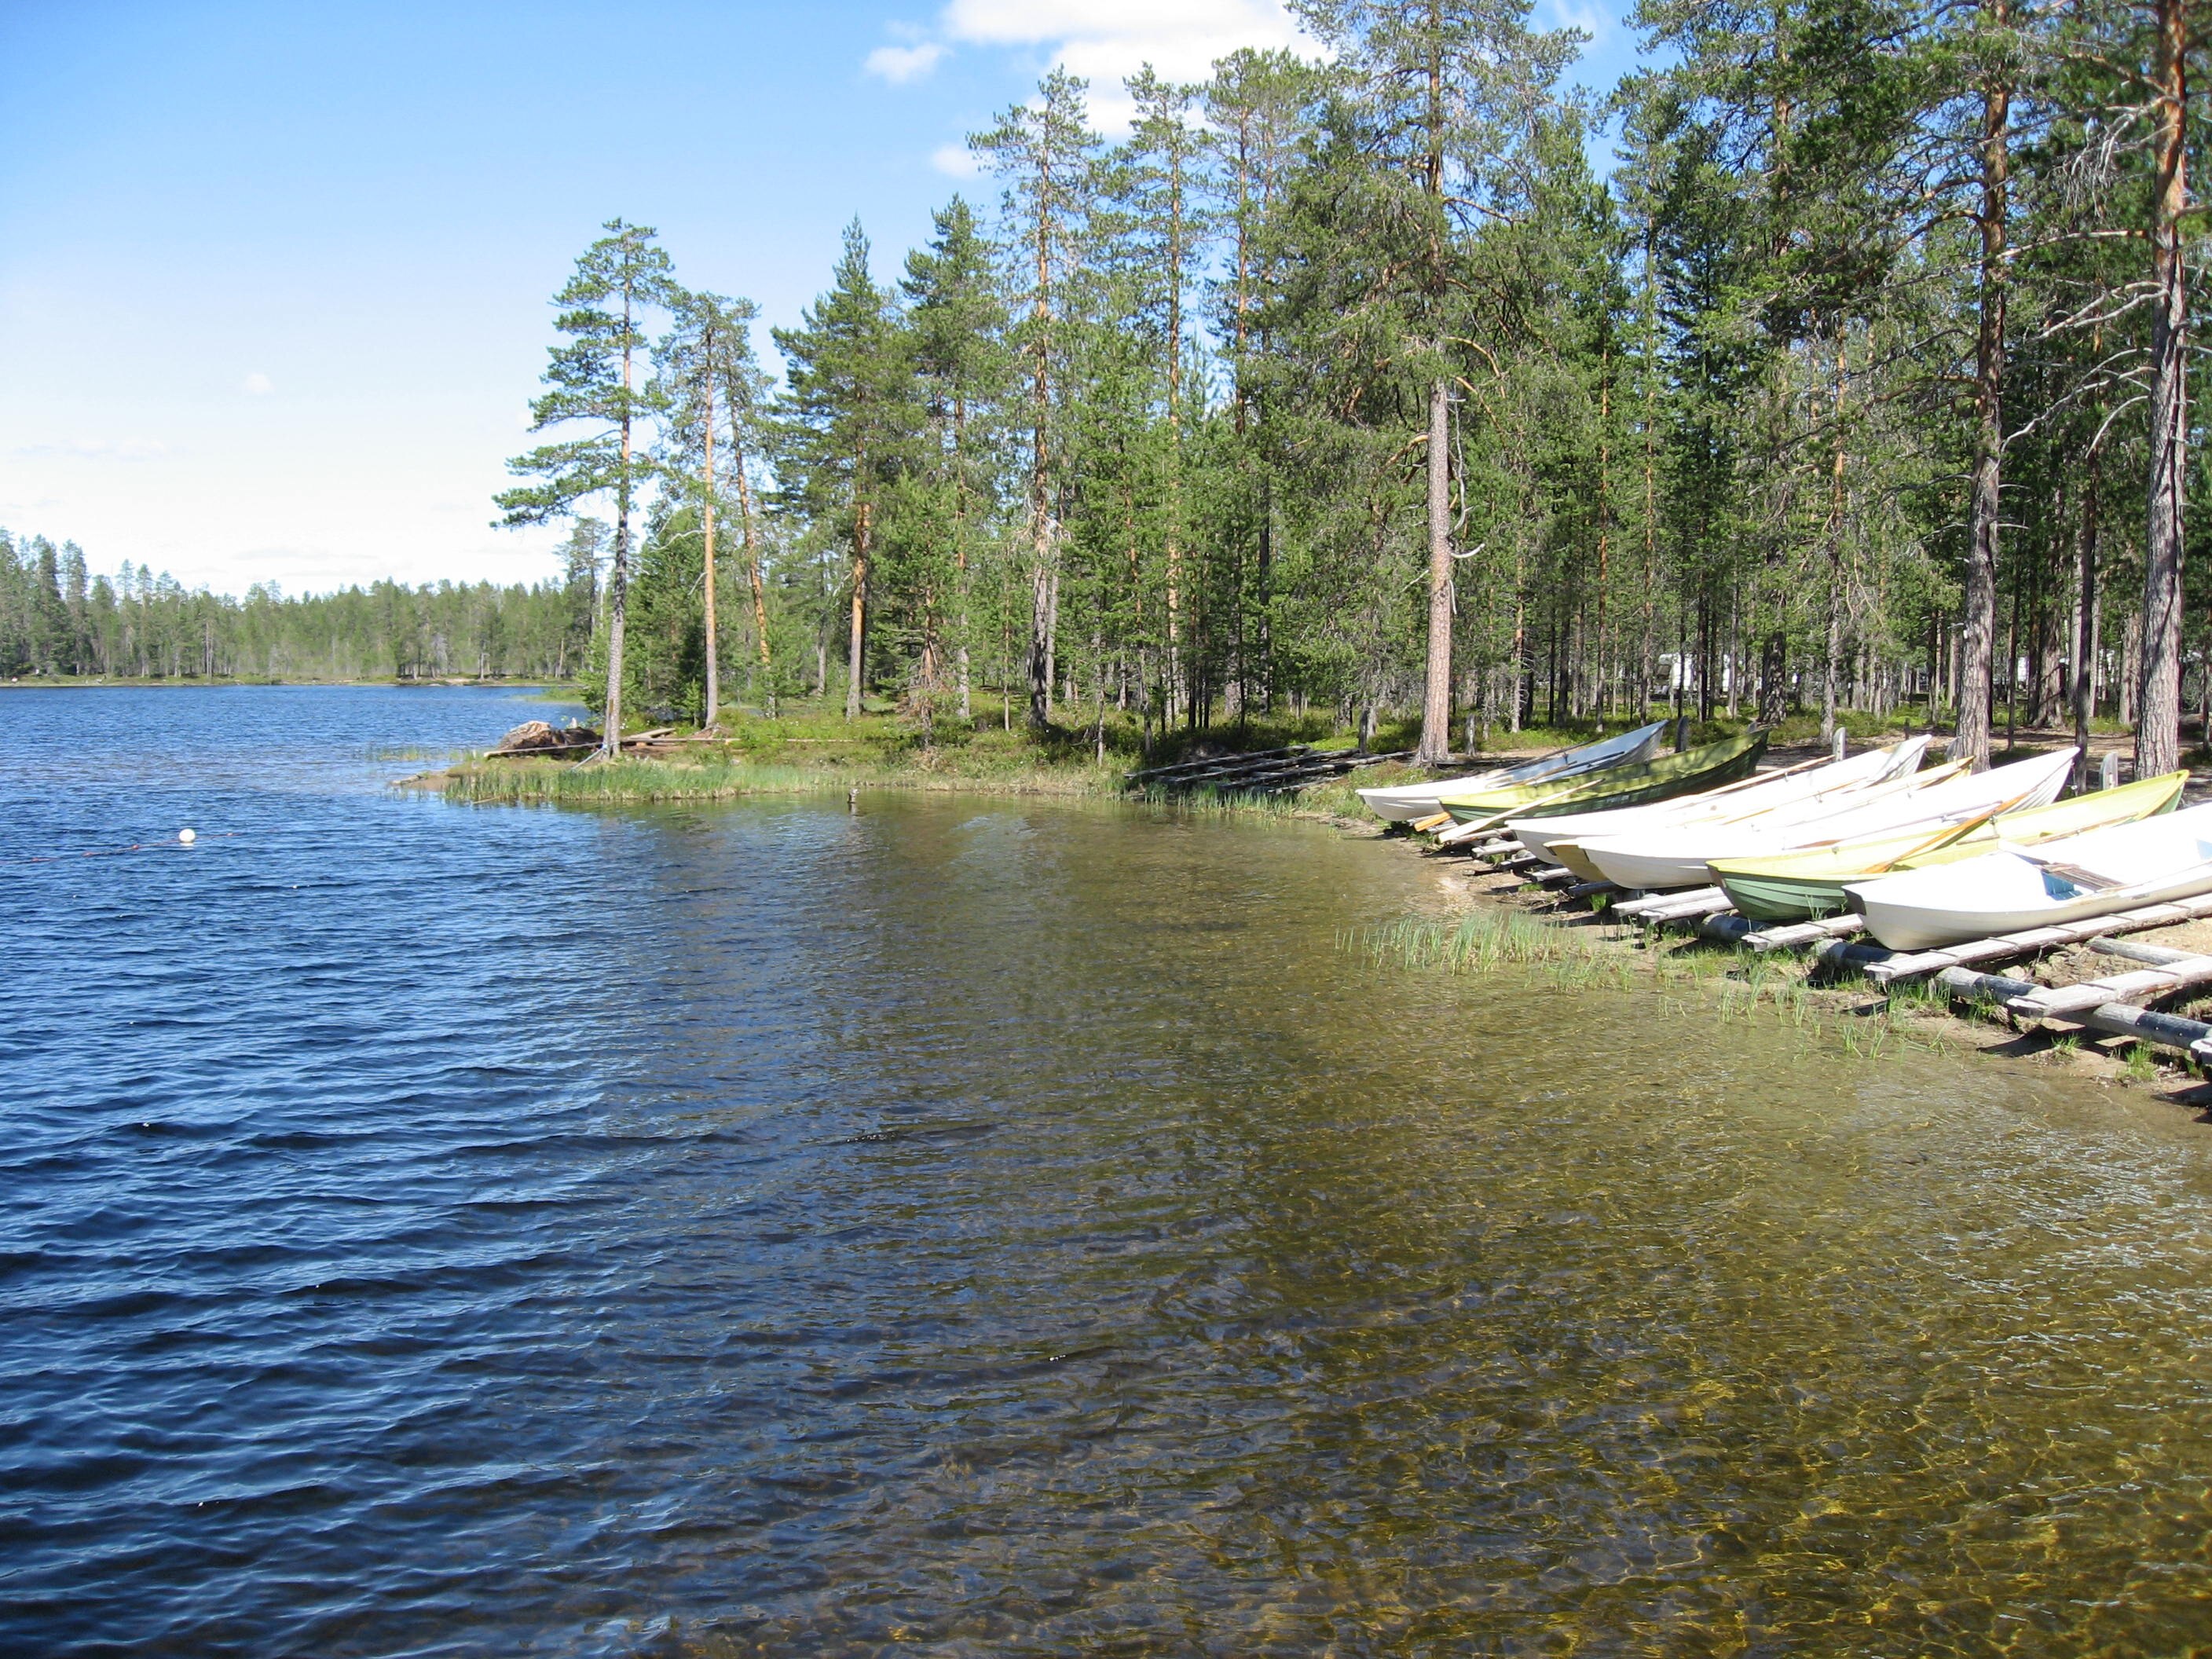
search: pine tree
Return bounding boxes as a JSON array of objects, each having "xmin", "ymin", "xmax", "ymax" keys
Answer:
[
  {"xmin": 1289, "ymin": 0, "xmax": 1578, "ymax": 763},
  {"xmin": 497, "ymin": 218, "xmax": 676, "ymax": 751},
  {"xmin": 901, "ymin": 196, "xmax": 1010, "ymax": 724},
  {"xmin": 658, "ymin": 287, "xmax": 765, "ymax": 727},
  {"xmin": 972, "ymin": 71, "xmax": 1101, "ymax": 730},
  {"xmin": 774, "ymin": 221, "xmax": 914, "ymax": 720}
]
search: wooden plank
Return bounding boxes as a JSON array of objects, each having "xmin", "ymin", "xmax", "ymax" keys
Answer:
[
  {"xmin": 1124, "ymin": 745, "xmax": 1307, "ymax": 783},
  {"xmin": 1532, "ymin": 865, "xmax": 1579, "ymax": 886},
  {"xmin": 1644, "ymin": 891, "xmax": 1737, "ymax": 925},
  {"xmin": 2087, "ymin": 936, "xmax": 2199, "ymax": 966},
  {"xmin": 2009, "ymin": 954, "xmax": 2212, "ymax": 1019},
  {"xmin": 1617, "ymin": 886, "xmax": 1728, "ymax": 920},
  {"xmin": 1745, "ymin": 914, "xmax": 1866, "ymax": 952},
  {"xmin": 1936, "ymin": 966, "xmax": 2212, "ymax": 1060},
  {"xmin": 1866, "ymin": 892, "xmax": 2212, "ymax": 984}
]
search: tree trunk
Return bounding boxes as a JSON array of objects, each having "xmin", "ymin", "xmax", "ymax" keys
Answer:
[
  {"xmin": 845, "ymin": 499, "xmax": 868, "ymax": 720},
  {"xmin": 1821, "ymin": 330, "xmax": 1848, "ymax": 742},
  {"xmin": 1028, "ymin": 553, "xmax": 1053, "ymax": 731},
  {"xmin": 604, "ymin": 336, "xmax": 633, "ymax": 759},
  {"xmin": 1026, "ymin": 163, "xmax": 1054, "ymax": 735},
  {"xmin": 732, "ymin": 432, "xmax": 772, "ymax": 716},
  {"xmin": 1165, "ymin": 145, "xmax": 1186, "ymax": 731},
  {"xmin": 701, "ymin": 371, "xmax": 720, "ymax": 730},
  {"xmin": 2115, "ymin": 614, "xmax": 2132, "ymax": 730},
  {"xmin": 2140, "ymin": 0, "xmax": 2189, "ymax": 777},
  {"xmin": 1955, "ymin": 20, "xmax": 2009, "ymax": 772},
  {"xmin": 1416, "ymin": 377, "xmax": 1453, "ymax": 764}
]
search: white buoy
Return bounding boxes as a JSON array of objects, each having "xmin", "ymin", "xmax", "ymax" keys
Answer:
[{"xmin": 178, "ymin": 828, "xmax": 196, "ymax": 844}]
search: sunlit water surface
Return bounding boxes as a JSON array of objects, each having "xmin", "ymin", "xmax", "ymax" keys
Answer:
[{"xmin": 5, "ymin": 686, "xmax": 2212, "ymax": 1656}]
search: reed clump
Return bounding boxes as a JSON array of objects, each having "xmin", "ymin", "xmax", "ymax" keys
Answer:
[
  {"xmin": 1360, "ymin": 910, "xmax": 1610, "ymax": 973},
  {"xmin": 445, "ymin": 757, "xmax": 872, "ymax": 805}
]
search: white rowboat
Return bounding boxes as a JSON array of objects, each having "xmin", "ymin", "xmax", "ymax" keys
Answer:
[
  {"xmin": 1357, "ymin": 720, "xmax": 1668, "ymax": 822},
  {"xmin": 1848, "ymin": 798, "xmax": 2212, "ymax": 950},
  {"xmin": 1581, "ymin": 748, "xmax": 2078, "ymax": 892},
  {"xmin": 1510, "ymin": 738, "xmax": 1929, "ymax": 868}
]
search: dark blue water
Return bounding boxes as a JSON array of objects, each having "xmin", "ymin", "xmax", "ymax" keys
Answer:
[{"xmin": 9, "ymin": 687, "xmax": 2212, "ymax": 1657}]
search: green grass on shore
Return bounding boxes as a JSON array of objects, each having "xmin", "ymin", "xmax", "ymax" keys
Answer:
[{"xmin": 435, "ymin": 690, "xmax": 2118, "ymax": 811}]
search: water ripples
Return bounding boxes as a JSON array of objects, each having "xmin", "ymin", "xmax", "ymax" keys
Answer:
[{"xmin": 5, "ymin": 688, "xmax": 2212, "ymax": 1653}]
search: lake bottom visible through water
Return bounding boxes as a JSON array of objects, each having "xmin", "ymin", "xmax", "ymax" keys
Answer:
[{"xmin": 3, "ymin": 687, "xmax": 2212, "ymax": 1656}]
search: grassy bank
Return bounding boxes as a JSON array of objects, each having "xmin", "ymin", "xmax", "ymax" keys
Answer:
[
  {"xmin": 435, "ymin": 694, "xmax": 1445, "ymax": 809},
  {"xmin": 434, "ymin": 693, "xmax": 2117, "ymax": 813},
  {"xmin": 442, "ymin": 752, "xmax": 1123, "ymax": 806}
]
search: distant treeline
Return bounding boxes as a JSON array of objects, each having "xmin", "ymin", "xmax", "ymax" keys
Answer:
[{"xmin": 0, "ymin": 529, "xmax": 591, "ymax": 683}]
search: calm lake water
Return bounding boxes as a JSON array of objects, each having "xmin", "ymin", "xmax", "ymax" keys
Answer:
[{"xmin": 5, "ymin": 686, "xmax": 2212, "ymax": 1656}]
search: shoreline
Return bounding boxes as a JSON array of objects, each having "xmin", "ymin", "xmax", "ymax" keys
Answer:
[
  {"xmin": 411, "ymin": 730, "xmax": 2212, "ymax": 1112},
  {"xmin": 1376, "ymin": 812, "xmax": 2212, "ymax": 1115}
]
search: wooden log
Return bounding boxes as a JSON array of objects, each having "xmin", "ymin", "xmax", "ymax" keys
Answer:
[
  {"xmin": 1566, "ymin": 880, "xmax": 1617, "ymax": 900},
  {"xmin": 1745, "ymin": 914, "xmax": 1866, "ymax": 952},
  {"xmin": 485, "ymin": 740, "xmax": 600, "ymax": 759},
  {"xmin": 1812, "ymin": 936, "xmax": 1893, "ymax": 971},
  {"xmin": 2008, "ymin": 953, "xmax": 2212, "ymax": 1019},
  {"xmin": 1125, "ymin": 745, "xmax": 1308, "ymax": 784},
  {"xmin": 1698, "ymin": 914, "xmax": 1756, "ymax": 945},
  {"xmin": 1617, "ymin": 886, "xmax": 1729, "ymax": 920},
  {"xmin": 2087, "ymin": 936, "xmax": 2199, "ymax": 966},
  {"xmin": 1609, "ymin": 891, "xmax": 1682, "ymax": 917},
  {"xmin": 1935, "ymin": 966, "xmax": 2212, "ymax": 1060},
  {"xmin": 1643, "ymin": 891, "xmax": 1737, "ymax": 925},
  {"xmin": 1866, "ymin": 892, "xmax": 2212, "ymax": 985},
  {"xmin": 1532, "ymin": 864, "xmax": 1579, "ymax": 886}
]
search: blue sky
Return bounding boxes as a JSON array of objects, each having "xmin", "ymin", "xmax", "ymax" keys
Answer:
[{"xmin": 0, "ymin": 0, "xmax": 1645, "ymax": 597}]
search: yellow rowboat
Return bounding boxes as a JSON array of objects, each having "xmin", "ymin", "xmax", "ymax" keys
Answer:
[{"xmin": 1708, "ymin": 771, "xmax": 2187, "ymax": 921}]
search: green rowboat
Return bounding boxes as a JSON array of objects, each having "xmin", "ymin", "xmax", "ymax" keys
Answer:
[
  {"xmin": 1708, "ymin": 771, "xmax": 2188, "ymax": 922},
  {"xmin": 1437, "ymin": 730, "xmax": 1769, "ymax": 830}
]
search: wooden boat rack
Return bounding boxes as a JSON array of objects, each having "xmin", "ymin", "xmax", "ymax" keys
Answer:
[{"xmin": 1456, "ymin": 836, "xmax": 2212, "ymax": 1069}]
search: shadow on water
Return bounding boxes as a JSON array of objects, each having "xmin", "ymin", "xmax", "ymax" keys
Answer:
[{"xmin": 4, "ymin": 689, "xmax": 2212, "ymax": 1654}]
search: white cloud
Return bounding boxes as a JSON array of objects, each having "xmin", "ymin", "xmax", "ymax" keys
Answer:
[
  {"xmin": 241, "ymin": 371, "xmax": 274, "ymax": 394},
  {"xmin": 1542, "ymin": 0, "xmax": 1607, "ymax": 45},
  {"xmin": 931, "ymin": 142, "xmax": 983, "ymax": 178},
  {"xmin": 943, "ymin": 0, "xmax": 1316, "ymax": 130},
  {"xmin": 866, "ymin": 41, "xmax": 948, "ymax": 82}
]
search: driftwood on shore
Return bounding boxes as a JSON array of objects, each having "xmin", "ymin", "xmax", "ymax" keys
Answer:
[{"xmin": 485, "ymin": 720, "xmax": 705, "ymax": 760}]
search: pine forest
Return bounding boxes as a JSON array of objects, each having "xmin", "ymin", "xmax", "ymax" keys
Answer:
[{"xmin": 9, "ymin": 0, "xmax": 2208, "ymax": 776}]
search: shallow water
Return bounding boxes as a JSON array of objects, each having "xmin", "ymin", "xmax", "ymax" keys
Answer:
[{"xmin": 5, "ymin": 686, "xmax": 2212, "ymax": 1656}]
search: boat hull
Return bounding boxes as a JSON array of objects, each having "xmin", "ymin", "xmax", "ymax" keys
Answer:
[
  {"xmin": 1437, "ymin": 732, "xmax": 1767, "ymax": 828},
  {"xmin": 1357, "ymin": 720, "xmax": 1666, "ymax": 822},
  {"xmin": 1848, "ymin": 798, "xmax": 2212, "ymax": 950},
  {"xmin": 1510, "ymin": 738, "xmax": 1926, "ymax": 868},
  {"xmin": 1711, "ymin": 773, "xmax": 2188, "ymax": 922},
  {"xmin": 1584, "ymin": 749, "xmax": 2077, "ymax": 893}
]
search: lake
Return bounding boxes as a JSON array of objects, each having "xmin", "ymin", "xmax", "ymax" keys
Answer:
[{"xmin": 5, "ymin": 686, "xmax": 2212, "ymax": 1655}]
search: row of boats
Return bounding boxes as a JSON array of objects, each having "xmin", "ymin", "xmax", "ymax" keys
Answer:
[{"xmin": 1359, "ymin": 720, "xmax": 2209, "ymax": 952}]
